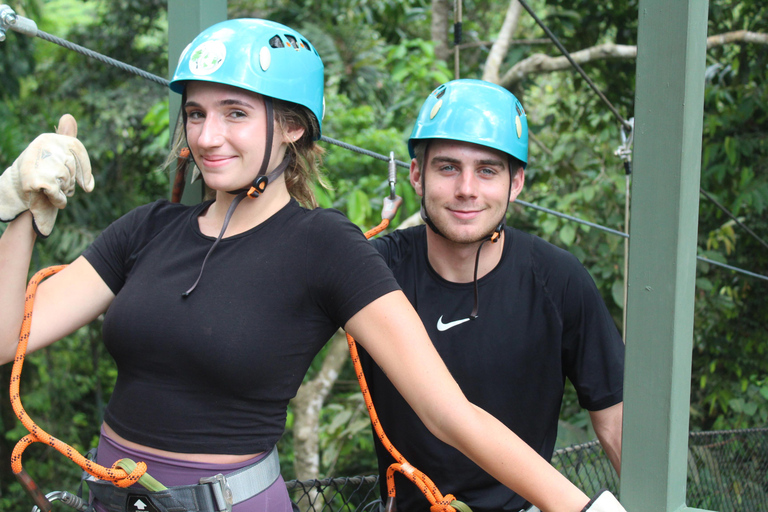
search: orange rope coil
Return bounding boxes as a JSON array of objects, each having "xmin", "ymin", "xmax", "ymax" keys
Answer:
[{"xmin": 10, "ymin": 265, "xmax": 149, "ymax": 488}]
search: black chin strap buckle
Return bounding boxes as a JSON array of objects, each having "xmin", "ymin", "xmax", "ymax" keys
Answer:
[
  {"xmin": 247, "ymin": 176, "xmax": 269, "ymax": 198},
  {"xmin": 490, "ymin": 222, "xmax": 504, "ymax": 243}
]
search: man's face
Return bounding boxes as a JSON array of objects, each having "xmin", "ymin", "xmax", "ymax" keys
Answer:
[{"xmin": 411, "ymin": 139, "xmax": 524, "ymax": 244}]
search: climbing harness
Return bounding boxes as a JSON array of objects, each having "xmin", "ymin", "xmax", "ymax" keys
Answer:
[{"xmin": 86, "ymin": 447, "xmax": 281, "ymax": 512}]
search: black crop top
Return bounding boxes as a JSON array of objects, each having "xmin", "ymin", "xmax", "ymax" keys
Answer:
[{"xmin": 83, "ymin": 198, "xmax": 399, "ymax": 454}]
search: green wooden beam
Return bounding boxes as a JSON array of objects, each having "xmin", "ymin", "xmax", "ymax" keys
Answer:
[
  {"xmin": 167, "ymin": 0, "xmax": 227, "ymax": 204},
  {"xmin": 621, "ymin": 1, "xmax": 713, "ymax": 511}
]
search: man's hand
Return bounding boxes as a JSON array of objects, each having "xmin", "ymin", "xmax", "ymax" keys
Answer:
[
  {"xmin": 0, "ymin": 114, "xmax": 93, "ymax": 237},
  {"xmin": 581, "ymin": 489, "xmax": 628, "ymax": 512}
]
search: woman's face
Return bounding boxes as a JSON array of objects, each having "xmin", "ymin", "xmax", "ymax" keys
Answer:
[{"xmin": 184, "ymin": 81, "xmax": 304, "ymax": 192}]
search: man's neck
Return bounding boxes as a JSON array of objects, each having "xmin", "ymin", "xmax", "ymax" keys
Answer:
[{"xmin": 425, "ymin": 228, "xmax": 505, "ymax": 283}]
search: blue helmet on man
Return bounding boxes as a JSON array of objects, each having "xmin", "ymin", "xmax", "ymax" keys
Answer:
[{"xmin": 408, "ymin": 79, "xmax": 528, "ymax": 167}]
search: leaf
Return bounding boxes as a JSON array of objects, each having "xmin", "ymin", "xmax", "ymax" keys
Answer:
[
  {"xmin": 611, "ymin": 279, "xmax": 625, "ymax": 308},
  {"xmin": 559, "ymin": 224, "xmax": 576, "ymax": 246}
]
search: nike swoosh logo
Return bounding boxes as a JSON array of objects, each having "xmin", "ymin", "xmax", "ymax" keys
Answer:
[{"xmin": 436, "ymin": 315, "xmax": 471, "ymax": 332}]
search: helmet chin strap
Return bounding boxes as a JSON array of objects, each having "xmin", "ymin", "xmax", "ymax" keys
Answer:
[
  {"xmin": 419, "ymin": 143, "xmax": 511, "ymax": 320},
  {"xmin": 182, "ymin": 96, "xmax": 292, "ymax": 297}
]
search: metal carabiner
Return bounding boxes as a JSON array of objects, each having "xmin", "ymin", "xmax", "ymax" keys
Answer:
[
  {"xmin": 381, "ymin": 151, "xmax": 403, "ymax": 221},
  {"xmin": 30, "ymin": 491, "xmax": 89, "ymax": 512}
]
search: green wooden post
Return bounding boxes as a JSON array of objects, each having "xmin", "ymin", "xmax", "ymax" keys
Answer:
[
  {"xmin": 620, "ymin": 1, "xmax": 713, "ymax": 511},
  {"xmin": 167, "ymin": 0, "xmax": 227, "ymax": 204}
]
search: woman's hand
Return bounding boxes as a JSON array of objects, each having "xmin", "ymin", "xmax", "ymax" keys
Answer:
[{"xmin": 0, "ymin": 114, "xmax": 93, "ymax": 237}]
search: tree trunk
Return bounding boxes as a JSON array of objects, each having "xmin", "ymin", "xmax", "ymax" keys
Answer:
[
  {"xmin": 291, "ymin": 329, "xmax": 351, "ymax": 481},
  {"xmin": 431, "ymin": 0, "xmax": 451, "ymax": 63}
]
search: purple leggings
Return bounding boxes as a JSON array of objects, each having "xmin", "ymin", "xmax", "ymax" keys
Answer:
[{"xmin": 92, "ymin": 427, "xmax": 293, "ymax": 512}]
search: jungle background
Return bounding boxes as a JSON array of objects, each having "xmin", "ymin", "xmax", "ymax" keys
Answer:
[{"xmin": 0, "ymin": 0, "xmax": 766, "ymax": 509}]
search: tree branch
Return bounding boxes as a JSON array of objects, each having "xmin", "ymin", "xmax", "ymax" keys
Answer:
[
  {"xmin": 483, "ymin": 0, "xmax": 523, "ymax": 83},
  {"xmin": 495, "ymin": 31, "xmax": 768, "ymax": 89}
]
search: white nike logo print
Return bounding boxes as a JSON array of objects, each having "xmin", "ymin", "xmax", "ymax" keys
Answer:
[{"xmin": 436, "ymin": 315, "xmax": 471, "ymax": 332}]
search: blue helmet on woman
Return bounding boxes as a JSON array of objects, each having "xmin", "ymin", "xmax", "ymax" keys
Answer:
[
  {"xmin": 408, "ymin": 79, "xmax": 528, "ymax": 167},
  {"xmin": 170, "ymin": 18, "xmax": 325, "ymax": 138}
]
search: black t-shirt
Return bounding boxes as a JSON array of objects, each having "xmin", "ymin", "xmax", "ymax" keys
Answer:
[
  {"xmin": 360, "ymin": 225, "xmax": 624, "ymax": 512},
  {"xmin": 83, "ymin": 198, "xmax": 399, "ymax": 454}
]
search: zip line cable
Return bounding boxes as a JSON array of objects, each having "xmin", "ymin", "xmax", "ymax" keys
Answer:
[
  {"xmin": 699, "ymin": 188, "xmax": 768, "ymax": 251},
  {"xmin": 519, "ymin": 200, "xmax": 768, "ymax": 283},
  {"xmin": 1, "ymin": 5, "xmax": 766, "ymax": 284},
  {"xmin": 515, "ymin": 0, "xmax": 632, "ymax": 131}
]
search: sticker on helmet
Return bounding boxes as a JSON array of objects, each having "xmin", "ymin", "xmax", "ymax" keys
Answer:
[
  {"xmin": 188, "ymin": 40, "xmax": 227, "ymax": 76},
  {"xmin": 260, "ymin": 46, "xmax": 271, "ymax": 71},
  {"xmin": 430, "ymin": 99, "xmax": 443, "ymax": 120},
  {"xmin": 515, "ymin": 116, "xmax": 523, "ymax": 139}
]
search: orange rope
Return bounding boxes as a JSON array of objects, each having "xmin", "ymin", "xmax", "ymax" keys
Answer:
[
  {"xmin": 351, "ymin": 220, "xmax": 459, "ymax": 512},
  {"xmin": 10, "ymin": 266, "xmax": 149, "ymax": 490}
]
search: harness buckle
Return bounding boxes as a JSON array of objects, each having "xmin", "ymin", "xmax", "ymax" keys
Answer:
[{"xmin": 199, "ymin": 473, "xmax": 233, "ymax": 512}]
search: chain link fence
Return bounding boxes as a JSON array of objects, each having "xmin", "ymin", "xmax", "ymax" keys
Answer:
[{"xmin": 285, "ymin": 428, "xmax": 768, "ymax": 511}]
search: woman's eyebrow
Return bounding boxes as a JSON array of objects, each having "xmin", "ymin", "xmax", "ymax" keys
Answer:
[{"xmin": 183, "ymin": 99, "xmax": 257, "ymax": 109}]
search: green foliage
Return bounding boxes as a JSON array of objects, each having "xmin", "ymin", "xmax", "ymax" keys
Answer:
[{"xmin": 691, "ymin": 6, "xmax": 768, "ymax": 430}]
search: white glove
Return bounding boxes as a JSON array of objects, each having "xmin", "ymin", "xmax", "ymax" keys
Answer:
[
  {"xmin": 581, "ymin": 489, "xmax": 628, "ymax": 512},
  {"xmin": 0, "ymin": 114, "xmax": 93, "ymax": 238}
]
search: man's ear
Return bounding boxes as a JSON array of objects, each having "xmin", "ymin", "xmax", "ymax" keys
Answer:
[
  {"xmin": 509, "ymin": 167, "xmax": 525, "ymax": 202},
  {"xmin": 409, "ymin": 158, "xmax": 423, "ymax": 197}
]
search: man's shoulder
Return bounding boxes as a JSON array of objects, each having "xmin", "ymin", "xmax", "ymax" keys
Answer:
[
  {"xmin": 505, "ymin": 227, "xmax": 592, "ymax": 289},
  {"xmin": 371, "ymin": 224, "xmax": 426, "ymax": 265},
  {"xmin": 506, "ymin": 227, "xmax": 579, "ymax": 265}
]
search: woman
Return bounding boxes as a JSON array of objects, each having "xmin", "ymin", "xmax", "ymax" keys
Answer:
[{"xmin": 0, "ymin": 19, "xmax": 626, "ymax": 512}]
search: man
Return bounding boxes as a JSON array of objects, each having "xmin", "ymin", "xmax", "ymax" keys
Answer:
[{"xmin": 359, "ymin": 79, "xmax": 625, "ymax": 512}]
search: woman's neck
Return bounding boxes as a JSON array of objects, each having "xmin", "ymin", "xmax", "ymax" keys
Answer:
[{"xmin": 199, "ymin": 182, "xmax": 291, "ymax": 238}]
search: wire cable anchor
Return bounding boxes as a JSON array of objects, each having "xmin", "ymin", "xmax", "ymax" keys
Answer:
[
  {"xmin": 0, "ymin": 5, "xmax": 38, "ymax": 42},
  {"xmin": 614, "ymin": 117, "xmax": 635, "ymax": 175}
]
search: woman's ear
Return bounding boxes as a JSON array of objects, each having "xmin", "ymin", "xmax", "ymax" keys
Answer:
[{"xmin": 282, "ymin": 124, "xmax": 306, "ymax": 144}]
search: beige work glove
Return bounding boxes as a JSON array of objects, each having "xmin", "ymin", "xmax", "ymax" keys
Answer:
[{"xmin": 0, "ymin": 114, "xmax": 93, "ymax": 238}]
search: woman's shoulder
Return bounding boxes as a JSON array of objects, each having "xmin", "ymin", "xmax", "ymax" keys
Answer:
[
  {"xmin": 115, "ymin": 199, "xmax": 206, "ymax": 229},
  {"xmin": 287, "ymin": 203, "xmax": 362, "ymax": 237}
]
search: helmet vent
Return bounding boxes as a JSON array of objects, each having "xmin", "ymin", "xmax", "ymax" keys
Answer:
[
  {"xmin": 269, "ymin": 35, "xmax": 284, "ymax": 48},
  {"xmin": 285, "ymin": 34, "xmax": 299, "ymax": 48},
  {"xmin": 301, "ymin": 39, "xmax": 311, "ymax": 50},
  {"xmin": 434, "ymin": 85, "xmax": 447, "ymax": 99},
  {"xmin": 516, "ymin": 104, "xmax": 523, "ymax": 116}
]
